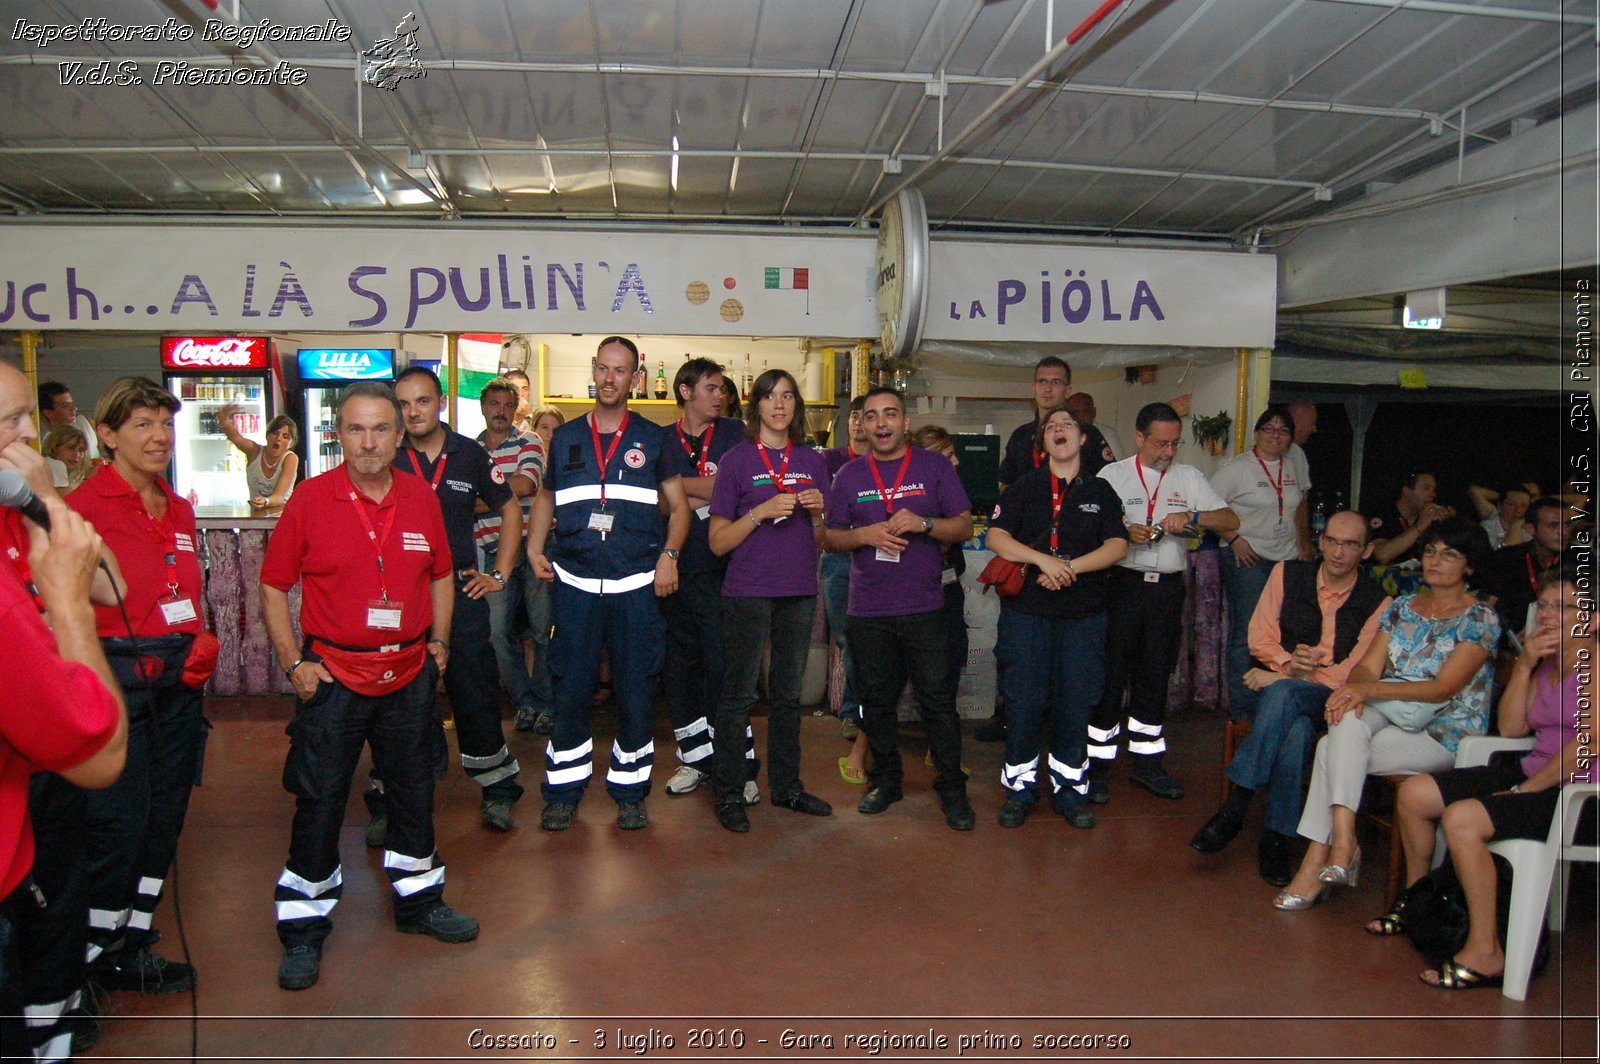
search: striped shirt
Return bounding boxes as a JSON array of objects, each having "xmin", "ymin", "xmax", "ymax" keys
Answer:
[{"xmin": 474, "ymin": 429, "xmax": 545, "ymax": 552}]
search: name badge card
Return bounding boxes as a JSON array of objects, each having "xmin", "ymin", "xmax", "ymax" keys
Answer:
[
  {"xmin": 367, "ymin": 600, "xmax": 403, "ymax": 630},
  {"xmin": 941, "ymin": 567, "xmax": 958, "ymax": 586},
  {"xmin": 160, "ymin": 597, "xmax": 198, "ymax": 625},
  {"xmin": 1134, "ymin": 544, "xmax": 1160, "ymax": 568},
  {"xmin": 588, "ymin": 512, "xmax": 615, "ymax": 533},
  {"xmin": 874, "ymin": 548, "xmax": 901, "ymax": 564},
  {"xmin": 695, "ymin": 504, "xmax": 711, "ymax": 521}
]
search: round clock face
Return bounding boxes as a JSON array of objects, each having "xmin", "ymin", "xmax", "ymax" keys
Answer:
[{"xmin": 874, "ymin": 189, "xmax": 927, "ymax": 359}]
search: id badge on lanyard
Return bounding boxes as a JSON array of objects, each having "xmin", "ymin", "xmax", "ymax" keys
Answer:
[
  {"xmin": 158, "ymin": 537, "xmax": 197, "ymax": 626},
  {"xmin": 367, "ymin": 600, "xmax": 403, "ymax": 630}
]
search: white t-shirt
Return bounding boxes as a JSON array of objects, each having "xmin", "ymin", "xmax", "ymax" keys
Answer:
[
  {"xmin": 1480, "ymin": 513, "xmax": 1507, "ymax": 550},
  {"xmin": 44, "ymin": 457, "xmax": 69, "ymax": 489},
  {"xmin": 1098, "ymin": 456, "xmax": 1229, "ymax": 574},
  {"xmin": 1286, "ymin": 442, "xmax": 1311, "ymax": 497},
  {"xmin": 1209, "ymin": 449, "xmax": 1304, "ymax": 562}
]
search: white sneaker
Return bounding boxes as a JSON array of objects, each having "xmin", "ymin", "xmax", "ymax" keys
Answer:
[
  {"xmin": 665, "ymin": 765, "xmax": 707, "ymax": 795},
  {"xmin": 743, "ymin": 780, "xmax": 761, "ymax": 806}
]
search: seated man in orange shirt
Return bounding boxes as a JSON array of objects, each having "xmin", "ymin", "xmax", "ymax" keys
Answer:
[{"xmin": 1189, "ymin": 511, "xmax": 1390, "ymax": 885}]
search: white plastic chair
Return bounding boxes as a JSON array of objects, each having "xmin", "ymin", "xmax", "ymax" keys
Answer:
[{"xmin": 1451, "ymin": 735, "xmax": 1599, "ymax": 1001}]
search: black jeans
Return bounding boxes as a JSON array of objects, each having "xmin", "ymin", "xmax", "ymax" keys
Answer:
[
  {"xmin": 845, "ymin": 610, "xmax": 965, "ymax": 798},
  {"xmin": 713, "ymin": 595, "xmax": 813, "ymax": 803}
]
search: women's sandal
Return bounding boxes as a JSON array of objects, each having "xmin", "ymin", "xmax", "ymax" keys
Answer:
[
  {"xmin": 1317, "ymin": 846, "xmax": 1362, "ymax": 888},
  {"xmin": 1272, "ymin": 884, "xmax": 1330, "ymax": 911},
  {"xmin": 1366, "ymin": 897, "xmax": 1409, "ymax": 936},
  {"xmin": 1422, "ymin": 959, "xmax": 1504, "ymax": 990},
  {"xmin": 838, "ymin": 757, "xmax": 867, "ymax": 786}
]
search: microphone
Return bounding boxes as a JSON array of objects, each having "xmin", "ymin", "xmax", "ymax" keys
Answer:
[{"xmin": 0, "ymin": 469, "xmax": 52, "ymax": 530}]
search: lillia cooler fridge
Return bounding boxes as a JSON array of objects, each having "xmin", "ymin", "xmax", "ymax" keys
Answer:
[
  {"xmin": 161, "ymin": 336, "xmax": 276, "ymax": 507},
  {"xmin": 297, "ymin": 348, "xmax": 397, "ymax": 478}
]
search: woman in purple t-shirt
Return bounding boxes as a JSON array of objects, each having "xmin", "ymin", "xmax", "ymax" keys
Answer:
[
  {"xmin": 706, "ymin": 370, "xmax": 832, "ymax": 833},
  {"xmin": 1379, "ymin": 568, "xmax": 1594, "ymax": 990}
]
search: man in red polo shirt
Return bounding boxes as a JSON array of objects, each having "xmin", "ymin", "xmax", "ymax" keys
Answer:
[
  {"xmin": 0, "ymin": 494, "xmax": 127, "ymax": 1055},
  {"xmin": 260, "ymin": 382, "xmax": 476, "ymax": 992}
]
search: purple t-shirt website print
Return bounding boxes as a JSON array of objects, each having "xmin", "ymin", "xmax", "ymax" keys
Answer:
[
  {"xmin": 826, "ymin": 447, "xmax": 971, "ymax": 618},
  {"xmin": 710, "ymin": 441, "xmax": 831, "ymax": 599}
]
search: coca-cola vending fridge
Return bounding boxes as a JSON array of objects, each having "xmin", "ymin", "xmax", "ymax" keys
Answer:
[{"xmin": 161, "ymin": 336, "xmax": 276, "ymax": 508}]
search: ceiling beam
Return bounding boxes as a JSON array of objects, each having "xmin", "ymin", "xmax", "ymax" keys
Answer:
[
  {"xmin": 0, "ymin": 54, "xmax": 1451, "ymax": 126},
  {"xmin": 1275, "ymin": 104, "xmax": 1599, "ymax": 306},
  {"xmin": 1311, "ymin": 0, "xmax": 1596, "ymax": 25}
]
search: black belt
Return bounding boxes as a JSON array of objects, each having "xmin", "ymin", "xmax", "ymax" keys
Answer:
[
  {"xmin": 303, "ymin": 632, "xmax": 425, "ymax": 655},
  {"xmin": 1114, "ymin": 567, "xmax": 1182, "ymax": 583}
]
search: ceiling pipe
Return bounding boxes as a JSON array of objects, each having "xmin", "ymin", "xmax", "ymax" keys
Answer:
[
  {"xmin": 0, "ymin": 54, "xmax": 1456, "ymax": 125},
  {"xmin": 856, "ymin": 0, "xmax": 1131, "ymax": 223}
]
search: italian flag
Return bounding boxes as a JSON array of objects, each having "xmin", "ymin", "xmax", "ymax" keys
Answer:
[{"xmin": 764, "ymin": 267, "xmax": 809, "ymax": 290}]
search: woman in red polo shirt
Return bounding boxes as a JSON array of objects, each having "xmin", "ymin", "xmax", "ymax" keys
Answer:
[{"xmin": 67, "ymin": 376, "xmax": 212, "ymax": 996}]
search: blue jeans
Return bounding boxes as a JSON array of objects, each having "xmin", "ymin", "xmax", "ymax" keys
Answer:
[
  {"xmin": 1220, "ymin": 556, "xmax": 1274, "ymax": 721},
  {"xmin": 995, "ymin": 609, "xmax": 1106, "ymax": 810},
  {"xmin": 524, "ymin": 570, "xmax": 554, "ymax": 716},
  {"xmin": 1225, "ymin": 677, "xmax": 1329, "ymax": 836},
  {"xmin": 483, "ymin": 548, "xmax": 539, "ymax": 712},
  {"xmin": 820, "ymin": 553, "xmax": 860, "ymax": 718}
]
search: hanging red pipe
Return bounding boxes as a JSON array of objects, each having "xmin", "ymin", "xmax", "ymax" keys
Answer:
[{"xmin": 1067, "ymin": 0, "xmax": 1129, "ymax": 45}]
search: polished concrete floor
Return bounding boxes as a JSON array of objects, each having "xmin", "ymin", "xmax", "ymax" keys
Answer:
[{"xmin": 82, "ymin": 695, "xmax": 1597, "ymax": 1063}]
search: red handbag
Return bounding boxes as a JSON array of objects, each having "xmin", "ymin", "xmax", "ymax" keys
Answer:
[{"xmin": 977, "ymin": 555, "xmax": 1026, "ymax": 596}]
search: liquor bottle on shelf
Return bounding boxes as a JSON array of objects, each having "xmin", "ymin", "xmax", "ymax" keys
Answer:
[
  {"xmin": 742, "ymin": 354, "xmax": 754, "ymax": 395},
  {"xmin": 654, "ymin": 360, "xmax": 668, "ymax": 400},
  {"xmin": 588, "ymin": 357, "xmax": 597, "ymax": 399}
]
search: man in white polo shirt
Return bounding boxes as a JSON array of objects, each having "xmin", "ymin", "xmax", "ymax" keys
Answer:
[{"xmin": 1090, "ymin": 402, "xmax": 1238, "ymax": 803}]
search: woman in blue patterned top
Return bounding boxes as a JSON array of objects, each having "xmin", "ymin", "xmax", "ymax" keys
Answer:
[{"xmin": 1273, "ymin": 517, "xmax": 1498, "ymax": 910}]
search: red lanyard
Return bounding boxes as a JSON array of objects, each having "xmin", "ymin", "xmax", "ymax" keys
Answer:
[
  {"xmin": 757, "ymin": 441, "xmax": 792, "ymax": 493},
  {"xmin": 1525, "ymin": 552, "xmax": 1552, "ymax": 595},
  {"xmin": 1253, "ymin": 448, "xmax": 1285, "ymax": 523},
  {"xmin": 1031, "ymin": 443, "xmax": 1044, "ymax": 469},
  {"xmin": 1134, "ymin": 462, "xmax": 1168, "ymax": 527},
  {"xmin": 405, "ymin": 447, "xmax": 448, "ymax": 491},
  {"xmin": 346, "ymin": 475, "xmax": 398, "ymax": 602},
  {"xmin": 676, "ymin": 420, "xmax": 715, "ymax": 477},
  {"xmin": 1049, "ymin": 474, "xmax": 1070, "ymax": 554},
  {"xmin": 847, "ymin": 443, "xmax": 859, "ymax": 460},
  {"xmin": 589, "ymin": 411, "xmax": 630, "ymax": 507},
  {"xmin": 869, "ymin": 451, "xmax": 913, "ymax": 515},
  {"xmin": 138, "ymin": 497, "xmax": 183, "ymax": 598}
]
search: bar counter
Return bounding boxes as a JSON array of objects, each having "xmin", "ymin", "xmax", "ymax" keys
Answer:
[{"xmin": 195, "ymin": 506, "xmax": 299, "ymax": 696}]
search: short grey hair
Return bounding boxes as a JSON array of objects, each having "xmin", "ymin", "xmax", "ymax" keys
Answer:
[{"xmin": 336, "ymin": 382, "xmax": 402, "ymax": 429}]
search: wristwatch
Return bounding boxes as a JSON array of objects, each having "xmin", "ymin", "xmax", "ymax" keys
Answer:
[
  {"xmin": 284, "ymin": 657, "xmax": 305, "ymax": 681},
  {"xmin": 661, "ymin": 548, "xmax": 681, "ymax": 560},
  {"xmin": 489, "ymin": 569, "xmax": 506, "ymax": 585},
  {"xmin": 921, "ymin": 515, "xmax": 934, "ymax": 534}
]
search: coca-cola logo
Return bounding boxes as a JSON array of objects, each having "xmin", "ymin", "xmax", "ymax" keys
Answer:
[{"xmin": 162, "ymin": 337, "xmax": 268, "ymax": 369}]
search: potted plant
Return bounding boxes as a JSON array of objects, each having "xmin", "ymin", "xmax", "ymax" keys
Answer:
[{"xmin": 1191, "ymin": 410, "xmax": 1232, "ymax": 456}]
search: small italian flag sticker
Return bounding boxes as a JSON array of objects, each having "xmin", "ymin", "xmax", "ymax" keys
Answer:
[{"xmin": 764, "ymin": 267, "xmax": 809, "ymax": 290}]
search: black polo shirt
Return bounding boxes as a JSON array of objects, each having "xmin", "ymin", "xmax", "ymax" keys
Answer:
[
  {"xmin": 396, "ymin": 427, "xmax": 512, "ymax": 572},
  {"xmin": 1366, "ymin": 501, "xmax": 1418, "ymax": 561},
  {"xmin": 989, "ymin": 465, "xmax": 1127, "ymax": 618},
  {"xmin": 660, "ymin": 416, "xmax": 747, "ymax": 576},
  {"xmin": 998, "ymin": 416, "xmax": 1114, "ymax": 488}
]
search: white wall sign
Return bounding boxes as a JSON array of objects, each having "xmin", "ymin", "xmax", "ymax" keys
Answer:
[
  {"xmin": 0, "ymin": 225, "xmax": 878, "ymax": 336},
  {"xmin": 927, "ymin": 241, "xmax": 1277, "ymax": 348}
]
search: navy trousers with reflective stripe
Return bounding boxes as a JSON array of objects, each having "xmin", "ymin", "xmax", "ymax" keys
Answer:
[
  {"xmin": 1091, "ymin": 568, "xmax": 1186, "ymax": 767},
  {"xmin": 277, "ymin": 663, "xmax": 444, "ymax": 948},
  {"xmin": 445, "ymin": 588, "xmax": 523, "ymax": 803},
  {"xmin": 83, "ymin": 682, "xmax": 204, "ymax": 964},
  {"xmin": 543, "ymin": 580, "xmax": 665, "ymax": 806},
  {"xmin": 661, "ymin": 570, "xmax": 724, "ymax": 770},
  {"xmin": 19, "ymin": 773, "xmax": 88, "ymax": 1060}
]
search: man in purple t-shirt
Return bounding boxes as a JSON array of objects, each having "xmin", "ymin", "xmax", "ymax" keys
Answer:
[{"xmin": 824, "ymin": 387, "xmax": 976, "ymax": 830}]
